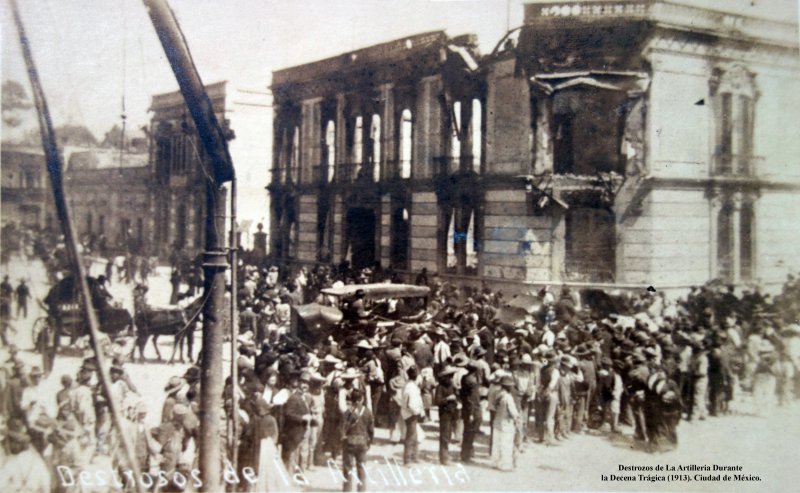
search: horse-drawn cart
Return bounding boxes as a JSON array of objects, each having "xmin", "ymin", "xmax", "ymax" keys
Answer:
[{"xmin": 32, "ymin": 275, "xmax": 133, "ymax": 374}]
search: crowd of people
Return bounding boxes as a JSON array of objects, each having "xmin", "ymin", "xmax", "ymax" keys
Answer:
[{"xmin": 1, "ymin": 252, "xmax": 800, "ymax": 492}]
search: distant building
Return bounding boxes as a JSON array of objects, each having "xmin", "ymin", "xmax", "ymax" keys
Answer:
[
  {"xmin": 63, "ymin": 147, "xmax": 151, "ymax": 254},
  {"xmin": 269, "ymin": 1, "xmax": 800, "ymax": 293},
  {"xmin": 149, "ymin": 81, "xmax": 271, "ymax": 257},
  {"xmin": 0, "ymin": 145, "xmax": 56, "ymax": 231}
]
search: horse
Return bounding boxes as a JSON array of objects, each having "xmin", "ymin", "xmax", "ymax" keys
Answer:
[{"xmin": 132, "ymin": 294, "xmax": 205, "ymax": 363}]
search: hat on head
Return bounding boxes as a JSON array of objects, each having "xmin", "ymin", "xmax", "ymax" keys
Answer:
[
  {"xmin": 453, "ymin": 353, "xmax": 470, "ymax": 367},
  {"xmin": 164, "ymin": 376, "xmax": 184, "ymax": 394},
  {"xmin": 136, "ymin": 400, "xmax": 149, "ymax": 415},
  {"xmin": 323, "ymin": 354, "xmax": 342, "ymax": 364},
  {"xmin": 310, "ymin": 372, "xmax": 327, "ymax": 384},
  {"xmin": 340, "ymin": 367, "xmax": 360, "ymax": 380},
  {"xmin": 499, "ymin": 375, "xmax": 516, "ymax": 388},
  {"xmin": 438, "ymin": 366, "xmax": 458, "ymax": 378},
  {"xmin": 520, "ymin": 353, "xmax": 534, "ymax": 365},
  {"xmin": 298, "ymin": 372, "xmax": 311, "ymax": 383},
  {"xmin": 29, "ymin": 366, "xmax": 43, "ymax": 377},
  {"xmin": 355, "ymin": 340, "xmax": 372, "ymax": 350}
]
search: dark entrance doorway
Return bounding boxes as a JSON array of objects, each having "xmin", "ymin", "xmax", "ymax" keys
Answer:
[{"xmin": 346, "ymin": 207, "xmax": 376, "ymax": 269}]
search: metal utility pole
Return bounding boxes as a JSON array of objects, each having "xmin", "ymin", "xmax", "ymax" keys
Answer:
[
  {"xmin": 8, "ymin": 1, "xmax": 143, "ymax": 492},
  {"xmin": 143, "ymin": 1, "xmax": 235, "ymax": 491}
]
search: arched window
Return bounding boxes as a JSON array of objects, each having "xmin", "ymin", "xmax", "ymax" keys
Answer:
[
  {"xmin": 471, "ymin": 99, "xmax": 482, "ymax": 173},
  {"xmin": 399, "ymin": 109, "xmax": 413, "ymax": 179},
  {"xmin": 325, "ymin": 120, "xmax": 336, "ymax": 182},
  {"xmin": 371, "ymin": 114, "xmax": 381, "ymax": 182}
]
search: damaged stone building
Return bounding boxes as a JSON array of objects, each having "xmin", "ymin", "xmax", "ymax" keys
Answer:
[
  {"xmin": 269, "ymin": 1, "xmax": 800, "ymax": 292},
  {"xmin": 150, "ymin": 82, "xmax": 271, "ymax": 257}
]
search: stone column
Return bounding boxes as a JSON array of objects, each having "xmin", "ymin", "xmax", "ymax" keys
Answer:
[
  {"xmin": 301, "ymin": 97, "xmax": 322, "ymax": 184},
  {"xmin": 335, "ymin": 93, "xmax": 347, "ymax": 182},
  {"xmin": 380, "ymin": 83, "xmax": 395, "ymax": 178}
]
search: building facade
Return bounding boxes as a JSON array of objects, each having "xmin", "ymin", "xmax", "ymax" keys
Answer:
[
  {"xmin": 1, "ymin": 145, "xmax": 56, "ymax": 231},
  {"xmin": 270, "ymin": 0, "xmax": 799, "ymax": 293},
  {"xmin": 150, "ymin": 82, "xmax": 271, "ymax": 257},
  {"xmin": 63, "ymin": 147, "xmax": 151, "ymax": 254}
]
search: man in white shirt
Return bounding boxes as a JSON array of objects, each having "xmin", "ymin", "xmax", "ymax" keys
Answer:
[{"xmin": 401, "ymin": 366, "xmax": 424, "ymax": 464}]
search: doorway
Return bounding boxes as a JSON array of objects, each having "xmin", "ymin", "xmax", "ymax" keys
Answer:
[{"xmin": 346, "ymin": 207, "xmax": 376, "ymax": 269}]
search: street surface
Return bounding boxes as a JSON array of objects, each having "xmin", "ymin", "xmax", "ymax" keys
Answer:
[{"xmin": 1, "ymin": 254, "xmax": 798, "ymax": 492}]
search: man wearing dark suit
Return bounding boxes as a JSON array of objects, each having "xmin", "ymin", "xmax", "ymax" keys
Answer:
[{"xmin": 281, "ymin": 373, "xmax": 312, "ymax": 472}]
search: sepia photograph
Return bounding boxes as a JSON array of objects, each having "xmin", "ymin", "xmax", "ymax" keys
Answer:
[{"xmin": 1, "ymin": 1, "xmax": 799, "ymax": 492}]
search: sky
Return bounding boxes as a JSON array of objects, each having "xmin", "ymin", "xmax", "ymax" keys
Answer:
[
  {"xmin": 3, "ymin": 0, "xmax": 796, "ymax": 141},
  {"xmin": 2, "ymin": 0, "xmax": 797, "ymax": 237}
]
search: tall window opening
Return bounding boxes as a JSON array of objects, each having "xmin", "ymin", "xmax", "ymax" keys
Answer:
[
  {"xmin": 399, "ymin": 109, "xmax": 413, "ymax": 179},
  {"xmin": 325, "ymin": 120, "xmax": 336, "ymax": 182},
  {"xmin": 353, "ymin": 116, "xmax": 363, "ymax": 179},
  {"xmin": 290, "ymin": 126, "xmax": 300, "ymax": 183},
  {"xmin": 471, "ymin": 99, "xmax": 482, "ymax": 173},
  {"xmin": 390, "ymin": 205, "xmax": 410, "ymax": 270},
  {"xmin": 713, "ymin": 66, "xmax": 756, "ymax": 176},
  {"xmin": 450, "ymin": 101, "xmax": 462, "ymax": 173},
  {"xmin": 740, "ymin": 200, "xmax": 755, "ymax": 281},
  {"xmin": 443, "ymin": 204, "xmax": 480, "ymax": 275},
  {"xmin": 176, "ymin": 204, "xmax": 187, "ymax": 249},
  {"xmin": 371, "ymin": 114, "xmax": 381, "ymax": 182},
  {"xmin": 553, "ymin": 88, "xmax": 626, "ymax": 176},
  {"xmin": 716, "ymin": 202, "xmax": 734, "ymax": 282}
]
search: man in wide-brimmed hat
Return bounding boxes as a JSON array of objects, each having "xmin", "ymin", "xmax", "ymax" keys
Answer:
[
  {"xmin": 435, "ymin": 366, "xmax": 459, "ymax": 465},
  {"xmin": 161, "ymin": 375, "xmax": 186, "ymax": 424}
]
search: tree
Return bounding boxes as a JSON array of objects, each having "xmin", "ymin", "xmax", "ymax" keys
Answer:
[
  {"xmin": 2, "ymin": 80, "xmax": 32, "ymax": 128},
  {"xmin": 55, "ymin": 124, "xmax": 98, "ymax": 146},
  {"xmin": 102, "ymin": 124, "xmax": 124, "ymax": 148}
]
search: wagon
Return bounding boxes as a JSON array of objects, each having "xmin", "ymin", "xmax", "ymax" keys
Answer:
[{"xmin": 32, "ymin": 275, "xmax": 133, "ymax": 374}]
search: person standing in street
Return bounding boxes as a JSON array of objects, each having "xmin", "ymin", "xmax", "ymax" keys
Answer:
[
  {"xmin": 401, "ymin": 366, "xmax": 424, "ymax": 465},
  {"xmin": 459, "ymin": 360, "xmax": 482, "ymax": 463},
  {"xmin": 14, "ymin": 279, "xmax": 30, "ymax": 319},
  {"xmin": 341, "ymin": 389, "xmax": 373, "ymax": 492},
  {"xmin": 281, "ymin": 373, "xmax": 313, "ymax": 473},
  {"xmin": 1, "ymin": 275, "xmax": 13, "ymax": 323},
  {"xmin": 491, "ymin": 375, "xmax": 519, "ymax": 472},
  {"xmin": 435, "ymin": 366, "xmax": 459, "ymax": 465}
]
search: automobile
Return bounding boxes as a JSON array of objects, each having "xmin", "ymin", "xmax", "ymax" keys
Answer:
[{"xmin": 294, "ymin": 283, "xmax": 430, "ymax": 344}]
